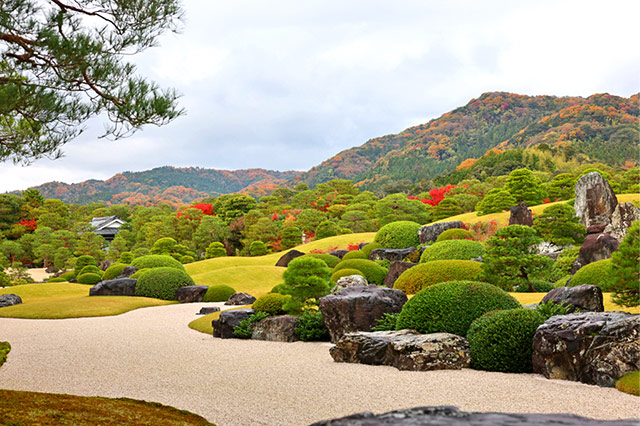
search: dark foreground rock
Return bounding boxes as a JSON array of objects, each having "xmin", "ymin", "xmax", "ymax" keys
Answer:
[
  {"xmin": 368, "ymin": 247, "xmax": 416, "ymax": 263},
  {"xmin": 275, "ymin": 249, "xmax": 305, "ymax": 267},
  {"xmin": 174, "ymin": 285, "xmax": 209, "ymax": 303},
  {"xmin": 212, "ymin": 309, "xmax": 255, "ymax": 338},
  {"xmin": 251, "ymin": 315, "xmax": 299, "ymax": 342},
  {"xmin": 197, "ymin": 306, "xmax": 220, "ymax": 315},
  {"xmin": 330, "ymin": 330, "xmax": 470, "ymax": 371},
  {"xmin": 0, "ymin": 294, "xmax": 22, "ymax": 308},
  {"xmin": 532, "ymin": 312, "xmax": 640, "ymax": 386},
  {"xmin": 541, "ymin": 284, "xmax": 604, "ymax": 313},
  {"xmin": 224, "ymin": 292, "xmax": 256, "ymax": 305},
  {"xmin": 310, "ymin": 406, "xmax": 639, "ymax": 426},
  {"xmin": 89, "ymin": 278, "xmax": 137, "ymax": 296},
  {"xmin": 319, "ymin": 285, "xmax": 407, "ymax": 343},
  {"xmin": 382, "ymin": 261, "xmax": 417, "ymax": 288},
  {"xmin": 418, "ymin": 221, "xmax": 463, "ymax": 244}
]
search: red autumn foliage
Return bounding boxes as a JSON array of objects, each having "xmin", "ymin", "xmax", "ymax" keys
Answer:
[
  {"xmin": 347, "ymin": 242, "xmax": 361, "ymax": 251},
  {"xmin": 543, "ymin": 198, "xmax": 551, "ymax": 204},
  {"xmin": 192, "ymin": 203, "xmax": 214, "ymax": 215},
  {"xmin": 408, "ymin": 184, "xmax": 456, "ymax": 206},
  {"xmin": 18, "ymin": 218, "xmax": 38, "ymax": 231}
]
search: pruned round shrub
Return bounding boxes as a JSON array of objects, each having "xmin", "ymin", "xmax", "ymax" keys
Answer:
[
  {"xmin": 570, "ymin": 258, "xmax": 616, "ymax": 291},
  {"xmin": 249, "ymin": 241, "xmax": 268, "ymax": 256},
  {"xmin": 130, "ymin": 268, "xmax": 149, "ymax": 279},
  {"xmin": 131, "ymin": 255, "xmax": 185, "ymax": 271},
  {"xmin": 203, "ymin": 284, "xmax": 236, "ymax": 302},
  {"xmin": 58, "ymin": 271, "xmax": 76, "ymax": 281},
  {"xmin": 134, "ymin": 267, "xmax": 195, "ymax": 300},
  {"xmin": 342, "ymin": 250, "xmax": 368, "ymax": 260},
  {"xmin": 119, "ymin": 252, "xmax": 134, "ymax": 264},
  {"xmin": 361, "ymin": 242, "xmax": 383, "ymax": 257},
  {"xmin": 103, "ymin": 263, "xmax": 127, "ymax": 281},
  {"xmin": 467, "ymin": 308, "xmax": 545, "ymax": 373},
  {"xmin": 330, "ymin": 268, "xmax": 364, "ymax": 283},
  {"xmin": 205, "ymin": 242, "xmax": 227, "ymax": 259},
  {"xmin": 74, "ymin": 255, "xmax": 97, "ymax": 276},
  {"xmin": 77, "ymin": 273, "xmax": 102, "ymax": 285},
  {"xmin": 394, "ymin": 260, "xmax": 482, "ymax": 294},
  {"xmin": 436, "ymin": 228, "xmax": 473, "ymax": 242},
  {"xmin": 300, "ymin": 253, "xmax": 341, "ymax": 268},
  {"xmin": 333, "ymin": 259, "xmax": 388, "ymax": 285},
  {"xmin": 47, "ymin": 277, "xmax": 66, "ymax": 283},
  {"xmin": 315, "ymin": 220, "xmax": 339, "ymax": 239},
  {"xmin": 420, "ymin": 240, "xmax": 484, "ymax": 262},
  {"xmin": 396, "ymin": 281, "xmax": 521, "ymax": 336},
  {"xmin": 252, "ymin": 293, "xmax": 291, "ymax": 315},
  {"xmin": 79, "ymin": 265, "xmax": 102, "ymax": 276},
  {"xmin": 374, "ymin": 221, "xmax": 421, "ymax": 249}
]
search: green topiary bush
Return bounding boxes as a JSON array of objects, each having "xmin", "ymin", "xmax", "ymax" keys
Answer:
[
  {"xmin": 77, "ymin": 273, "xmax": 102, "ymax": 285},
  {"xmin": 252, "ymin": 293, "xmax": 292, "ymax": 315},
  {"xmin": 294, "ymin": 310, "xmax": 329, "ymax": 341},
  {"xmin": 249, "ymin": 241, "xmax": 268, "ymax": 256},
  {"xmin": 47, "ymin": 277, "xmax": 66, "ymax": 283},
  {"xmin": 315, "ymin": 220, "xmax": 340, "ymax": 239},
  {"xmin": 300, "ymin": 253, "xmax": 341, "ymax": 268},
  {"xmin": 130, "ymin": 268, "xmax": 149, "ymax": 279},
  {"xmin": 280, "ymin": 257, "xmax": 332, "ymax": 313},
  {"xmin": 180, "ymin": 255, "xmax": 195, "ymax": 264},
  {"xmin": 131, "ymin": 255, "xmax": 185, "ymax": 271},
  {"xmin": 333, "ymin": 259, "xmax": 388, "ymax": 285},
  {"xmin": 435, "ymin": 228, "xmax": 473, "ymax": 242},
  {"xmin": 74, "ymin": 255, "xmax": 97, "ymax": 276},
  {"xmin": 467, "ymin": 308, "xmax": 545, "ymax": 373},
  {"xmin": 342, "ymin": 250, "xmax": 368, "ymax": 260},
  {"xmin": 330, "ymin": 268, "xmax": 364, "ymax": 283},
  {"xmin": 203, "ymin": 284, "xmax": 237, "ymax": 302},
  {"xmin": 79, "ymin": 265, "xmax": 102, "ymax": 276},
  {"xmin": 134, "ymin": 267, "xmax": 195, "ymax": 300},
  {"xmin": 58, "ymin": 271, "xmax": 76, "ymax": 281},
  {"xmin": 394, "ymin": 260, "xmax": 482, "ymax": 294},
  {"xmin": 103, "ymin": 263, "xmax": 127, "ymax": 280},
  {"xmin": 420, "ymin": 240, "xmax": 484, "ymax": 262},
  {"xmin": 570, "ymin": 259, "xmax": 616, "ymax": 291},
  {"xmin": 374, "ymin": 221, "xmax": 421, "ymax": 249},
  {"xmin": 395, "ymin": 281, "xmax": 521, "ymax": 336},
  {"xmin": 361, "ymin": 242, "xmax": 383, "ymax": 257},
  {"xmin": 119, "ymin": 252, "xmax": 134, "ymax": 264},
  {"xmin": 205, "ymin": 242, "xmax": 227, "ymax": 259}
]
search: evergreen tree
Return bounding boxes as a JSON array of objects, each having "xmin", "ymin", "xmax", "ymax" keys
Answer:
[
  {"xmin": 610, "ymin": 221, "xmax": 640, "ymax": 307},
  {"xmin": 506, "ymin": 168, "xmax": 547, "ymax": 206},
  {"xmin": 533, "ymin": 204, "xmax": 586, "ymax": 245},
  {"xmin": 280, "ymin": 257, "xmax": 331, "ymax": 314},
  {"xmin": 475, "ymin": 188, "xmax": 516, "ymax": 216}
]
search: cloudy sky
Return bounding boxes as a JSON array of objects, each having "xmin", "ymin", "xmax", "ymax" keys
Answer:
[{"xmin": 1, "ymin": 0, "xmax": 639, "ymax": 192}]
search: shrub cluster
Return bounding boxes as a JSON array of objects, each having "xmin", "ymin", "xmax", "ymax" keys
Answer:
[
  {"xmin": 74, "ymin": 255, "xmax": 97, "ymax": 276},
  {"xmin": 77, "ymin": 273, "xmax": 102, "ymax": 285},
  {"xmin": 570, "ymin": 259, "xmax": 616, "ymax": 291},
  {"xmin": 103, "ymin": 263, "xmax": 127, "ymax": 281},
  {"xmin": 119, "ymin": 252, "xmax": 134, "ymax": 264},
  {"xmin": 58, "ymin": 271, "xmax": 76, "ymax": 281},
  {"xmin": 205, "ymin": 242, "xmax": 227, "ymax": 259},
  {"xmin": 130, "ymin": 268, "xmax": 149, "ymax": 279},
  {"xmin": 131, "ymin": 255, "xmax": 185, "ymax": 271},
  {"xmin": 374, "ymin": 221, "xmax": 421, "ymax": 249},
  {"xmin": 436, "ymin": 228, "xmax": 473, "ymax": 242},
  {"xmin": 203, "ymin": 284, "xmax": 236, "ymax": 302},
  {"xmin": 420, "ymin": 240, "xmax": 484, "ymax": 262},
  {"xmin": 252, "ymin": 293, "xmax": 291, "ymax": 315},
  {"xmin": 294, "ymin": 310, "xmax": 329, "ymax": 341},
  {"xmin": 342, "ymin": 250, "xmax": 368, "ymax": 260},
  {"xmin": 333, "ymin": 259, "xmax": 388, "ymax": 285},
  {"xmin": 249, "ymin": 240, "xmax": 268, "ymax": 256},
  {"xmin": 233, "ymin": 312, "xmax": 270, "ymax": 339},
  {"xmin": 134, "ymin": 267, "xmax": 195, "ymax": 300},
  {"xmin": 79, "ymin": 265, "xmax": 102, "ymax": 276},
  {"xmin": 361, "ymin": 242, "xmax": 382, "ymax": 257},
  {"xmin": 300, "ymin": 253, "xmax": 341, "ymax": 268},
  {"xmin": 393, "ymin": 260, "xmax": 482, "ymax": 294}
]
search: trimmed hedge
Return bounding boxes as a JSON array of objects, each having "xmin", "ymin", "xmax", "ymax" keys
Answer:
[
  {"xmin": 47, "ymin": 277, "xmax": 66, "ymax": 283},
  {"xmin": 396, "ymin": 281, "xmax": 521, "ymax": 336},
  {"xmin": 420, "ymin": 240, "xmax": 484, "ymax": 262},
  {"xmin": 79, "ymin": 265, "xmax": 102, "ymax": 276},
  {"xmin": 394, "ymin": 260, "xmax": 482, "ymax": 294},
  {"xmin": 570, "ymin": 258, "xmax": 616, "ymax": 291},
  {"xmin": 131, "ymin": 255, "xmax": 185, "ymax": 271},
  {"xmin": 374, "ymin": 221, "xmax": 421, "ymax": 249},
  {"xmin": 58, "ymin": 271, "xmax": 76, "ymax": 281},
  {"xmin": 361, "ymin": 242, "xmax": 383, "ymax": 257},
  {"xmin": 203, "ymin": 284, "xmax": 236, "ymax": 302},
  {"xmin": 77, "ymin": 273, "xmax": 102, "ymax": 285},
  {"xmin": 134, "ymin": 267, "xmax": 195, "ymax": 300},
  {"xmin": 436, "ymin": 228, "xmax": 473, "ymax": 242},
  {"xmin": 333, "ymin": 259, "xmax": 388, "ymax": 285},
  {"xmin": 330, "ymin": 268, "xmax": 365, "ymax": 283},
  {"xmin": 252, "ymin": 293, "xmax": 292, "ymax": 315},
  {"xmin": 467, "ymin": 308, "xmax": 545, "ymax": 373},
  {"xmin": 130, "ymin": 268, "xmax": 149, "ymax": 279},
  {"xmin": 74, "ymin": 255, "xmax": 97, "ymax": 276},
  {"xmin": 103, "ymin": 263, "xmax": 127, "ymax": 281},
  {"xmin": 342, "ymin": 250, "xmax": 368, "ymax": 260},
  {"xmin": 300, "ymin": 253, "xmax": 341, "ymax": 268}
]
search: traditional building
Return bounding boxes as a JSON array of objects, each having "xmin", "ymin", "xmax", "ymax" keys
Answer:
[{"xmin": 90, "ymin": 216, "xmax": 125, "ymax": 242}]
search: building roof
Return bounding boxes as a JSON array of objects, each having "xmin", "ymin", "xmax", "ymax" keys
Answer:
[{"xmin": 90, "ymin": 216, "xmax": 125, "ymax": 232}]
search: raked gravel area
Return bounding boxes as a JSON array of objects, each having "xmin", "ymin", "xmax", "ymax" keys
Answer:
[{"xmin": 0, "ymin": 303, "xmax": 638, "ymax": 426}]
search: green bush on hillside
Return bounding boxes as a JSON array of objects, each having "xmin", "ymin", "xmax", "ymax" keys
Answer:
[
  {"xmin": 131, "ymin": 255, "xmax": 185, "ymax": 271},
  {"xmin": 252, "ymin": 293, "xmax": 292, "ymax": 315},
  {"xmin": 333, "ymin": 259, "xmax": 388, "ymax": 285},
  {"xmin": 205, "ymin": 242, "xmax": 227, "ymax": 259},
  {"xmin": 134, "ymin": 267, "xmax": 195, "ymax": 301},
  {"xmin": 130, "ymin": 268, "xmax": 149, "ymax": 279},
  {"xmin": 103, "ymin": 263, "xmax": 127, "ymax": 281},
  {"xmin": 300, "ymin": 253, "xmax": 341, "ymax": 268},
  {"xmin": 74, "ymin": 255, "xmax": 97, "ymax": 276},
  {"xmin": 330, "ymin": 268, "xmax": 365, "ymax": 283},
  {"xmin": 79, "ymin": 265, "xmax": 102, "ymax": 276},
  {"xmin": 342, "ymin": 250, "xmax": 368, "ymax": 260},
  {"xmin": 436, "ymin": 228, "xmax": 473, "ymax": 242},
  {"xmin": 361, "ymin": 242, "xmax": 383, "ymax": 257},
  {"xmin": 77, "ymin": 273, "xmax": 102, "ymax": 285},
  {"xmin": 374, "ymin": 221, "xmax": 421, "ymax": 249},
  {"xmin": 420, "ymin": 240, "xmax": 484, "ymax": 262},
  {"xmin": 58, "ymin": 271, "xmax": 76, "ymax": 281},
  {"xmin": 570, "ymin": 259, "xmax": 616, "ymax": 291},
  {"xmin": 249, "ymin": 241, "xmax": 268, "ymax": 256},
  {"xmin": 46, "ymin": 277, "xmax": 66, "ymax": 283},
  {"xmin": 203, "ymin": 284, "xmax": 237, "ymax": 302},
  {"xmin": 315, "ymin": 221, "xmax": 340, "ymax": 239},
  {"xmin": 119, "ymin": 252, "xmax": 134, "ymax": 264},
  {"xmin": 394, "ymin": 260, "xmax": 482, "ymax": 294}
]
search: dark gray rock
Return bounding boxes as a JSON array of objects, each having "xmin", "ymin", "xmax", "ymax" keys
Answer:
[
  {"xmin": 574, "ymin": 172, "xmax": 618, "ymax": 228},
  {"xmin": 605, "ymin": 202, "xmax": 640, "ymax": 242},
  {"xmin": 224, "ymin": 292, "xmax": 256, "ymax": 305},
  {"xmin": 319, "ymin": 285, "xmax": 407, "ymax": 343},
  {"xmin": 330, "ymin": 330, "xmax": 470, "ymax": 371},
  {"xmin": 418, "ymin": 221, "xmax": 464, "ymax": 244},
  {"xmin": 197, "ymin": 306, "xmax": 220, "ymax": 315},
  {"xmin": 175, "ymin": 285, "xmax": 209, "ymax": 303},
  {"xmin": 310, "ymin": 406, "xmax": 639, "ymax": 426},
  {"xmin": 572, "ymin": 232, "xmax": 619, "ymax": 273},
  {"xmin": 509, "ymin": 202, "xmax": 533, "ymax": 226},
  {"xmin": 330, "ymin": 250, "xmax": 349, "ymax": 259},
  {"xmin": 89, "ymin": 278, "xmax": 137, "ymax": 296},
  {"xmin": 541, "ymin": 284, "xmax": 604, "ymax": 313},
  {"xmin": 532, "ymin": 312, "xmax": 640, "ymax": 387},
  {"xmin": 212, "ymin": 309, "xmax": 255, "ymax": 338},
  {"xmin": 358, "ymin": 243, "xmax": 369, "ymax": 250},
  {"xmin": 251, "ymin": 315, "xmax": 299, "ymax": 342},
  {"xmin": 368, "ymin": 247, "xmax": 416, "ymax": 263},
  {"xmin": 332, "ymin": 275, "xmax": 368, "ymax": 293},
  {"xmin": 0, "ymin": 294, "xmax": 22, "ymax": 308},
  {"xmin": 117, "ymin": 266, "xmax": 138, "ymax": 278},
  {"xmin": 275, "ymin": 249, "xmax": 305, "ymax": 267},
  {"xmin": 382, "ymin": 261, "xmax": 417, "ymax": 288}
]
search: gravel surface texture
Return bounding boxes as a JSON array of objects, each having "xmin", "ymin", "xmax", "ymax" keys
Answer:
[{"xmin": 0, "ymin": 303, "xmax": 638, "ymax": 426}]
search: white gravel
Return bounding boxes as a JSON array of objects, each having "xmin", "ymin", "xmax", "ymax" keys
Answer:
[{"xmin": 0, "ymin": 303, "xmax": 638, "ymax": 426}]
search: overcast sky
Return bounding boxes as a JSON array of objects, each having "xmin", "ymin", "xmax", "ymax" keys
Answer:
[{"xmin": 1, "ymin": 0, "xmax": 639, "ymax": 192}]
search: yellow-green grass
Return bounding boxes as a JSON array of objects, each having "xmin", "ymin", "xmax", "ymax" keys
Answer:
[
  {"xmin": 188, "ymin": 306, "xmax": 248, "ymax": 335},
  {"xmin": 436, "ymin": 193, "xmax": 639, "ymax": 226},
  {"xmin": 191, "ymin": 265, "xmax": 284, "ymax": 299},
  {"xmin": 510, "ymin": 292, "xmax": 639, "ymax": 314},
  {"xmin": 0, "ymin": 389, "xmax": 214, "ymax": 426},
  {"xmin": 615, "ymin": 371, "xmax": 640, "ymax": 396},
  {"xmin": 0, "ymin": 283, "xmax": 174, "ymax": 319}
]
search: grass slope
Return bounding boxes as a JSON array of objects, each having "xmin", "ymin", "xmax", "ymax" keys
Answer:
[
  {"xmin": 0, "ymin": 389, "xmax": 214, "ymax": 426},
  {"xmin": 510, "ymin": 292, "xmax": 638, "ymax": 314}
]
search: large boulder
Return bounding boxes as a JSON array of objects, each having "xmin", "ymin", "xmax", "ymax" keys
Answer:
[
  {"xmin": 604, "ymin": 202, "xmax": 640, "ymax": 242},
  {"xmin": 382, "ymin": 261, "xmax": 417, "ymax": 288},
  {"xmin": 174, "ymin": 285, "xmax": 209, "ymax": 303},
  {"xmin": 535, "ymin": 241, "xmax": 566, "ymax": 261},
  {"xmin": 532, "ymin": 312, "xmax": 640, "ymax": 387},
  {"xmin": 0, "ymin": 294, "xmax": 22, "ymax": 308},
  {"xmin": 275, "ymin": 249, "xmax": 305, "ymax": 267},
  {"xmin": 574, "ymin": 172, "xmax": 618, "ymax": 228},
  {"xmin": 117, "ymin": 266, "xmax": 138, "ymax": 278},
  {"xmin": 571, "ymin": 233, "xmax": 619, "ymax": 273},
  {"xmin": 418, "ymin": 221, "xmax": 464, "ymax": 244},
  {"xmin": 330, "ymin": 330, "xmax": 470, "ymax": 371},
  {"xmin": 197, "ymin": 306, "xmax": 220, "ymax": 315},
  {"xmin": 368, "ymin": 247, "xmax": 416, "ymax": 263},
  {"xmin": 251, "ymin": 315, "xmax": 299, "ymax": 342},
  {"xmin": 509, "ymin": 202, "xmax": 533, "ymax": 226},
  {"xmin": 541, "ymin": 284, "xmax": 604, "ymax": 313},
  {"xmin": 319, "ymin": 285, "xmax": 407, "ymax": 343},
  {"xmin": 310, "ymin": 406, "xmax": 640, "ymax": 426},
  {"xmin": 332, "ymin": 275, "xmax": 368, "ymax": 293},
  {"xmin": 89, "ymin": 278, "xmax": 137, "ymax": 296},
  {"xmin": 212, "ymin": 309, "xmax": 255, "ymax": 338},
  {"xmin": 224, "ymin": 292, "xmax": 256, "ymax": 305}
]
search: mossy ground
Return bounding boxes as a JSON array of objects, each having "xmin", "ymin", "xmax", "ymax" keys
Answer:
[{"xmin": 615, "ymin": 371, "xmax": 640, "ymax": 396}]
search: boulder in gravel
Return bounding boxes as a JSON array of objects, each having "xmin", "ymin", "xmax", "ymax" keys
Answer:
[
  {"xmin": 89, "ymin": 278, "xmax": 137, "ymax": 296},
  {"xmin": 0, "ymin": 294, "xmax": 22, "ymax": 308},
  {"xmin": 319, "ymin": 285, "xmax": 407, "ymax": 343},
  {"xmin": 224, "ymin": 292, "xmax": 256, "ymax": 305},
  {"xmin": 368, "ymin": 247, "xmax": 416, "ymax": 263},
  {"xmin": 197, "ymin": 306, "xmax": 220, "ymax": 315},
  {"xmin": 418, "ymin": 221, "xmax": 464, "ymax": 244},
  {"xmin": 275, "ymin": 249, "xmax": 305, "ymax": 267},
  {"xmin": 574, "ymin": 172, "xmax": 618, "ymax": 228},
  {"xmin": 604, "ymin": 202, "xmax": 640, "ymax": 242},
  {"xmin": 212, "ymin": 308, "xmax": 255, "ymax": 338},
  {"xmin": 382, "ymin": 261, "xmax": 417, "ymax": 288},
  {"xmin": 540, "ymin": 284, "xmax": 604, "ymax": 313},
  {"xmin": 532, "ymin": 312, "xmax": 640, "ymax": 387},
  {"xmin": 509, "ymin": 202, "xmax": 533, "ymax": 226},
  {"xmin": 251, "ymin": 315, "xmax": 299, "ymax": 342},
  {"xmin": 174, "ymin": 285, "xmax": 209, "ymax": 303},
  {"xmin": 571, "ymin": 232, "xmax": 619, "ymax": 273},
  {"xmin": 329, "ymin": 250, "xmax": 348, "ymax": 259},
  {"xmin": 332, "ymin": 275, "xmax": 368, "ymax": 293},
  {"xmin": 330, "ymin": 330, "xmax": 470, "ymax": 371},
  {"xmin": 117, "ymin": 266, "xmax": 138, "ymax": 278}
]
